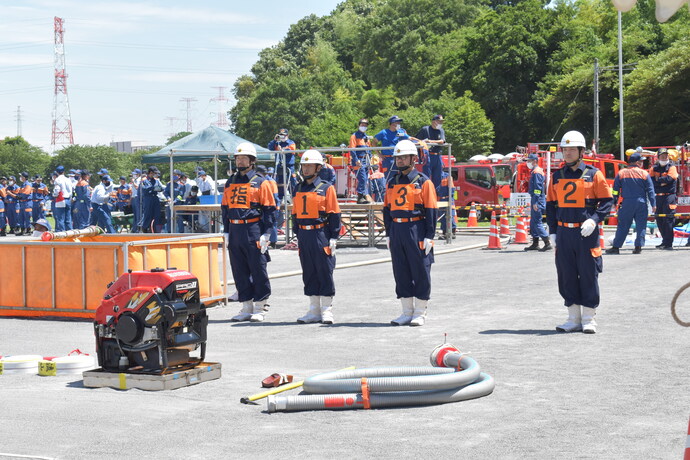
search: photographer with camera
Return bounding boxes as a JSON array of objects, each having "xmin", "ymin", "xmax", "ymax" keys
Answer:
[{"xmin": 267, "ymin": 128, "xmax": 296, "ymax": 201}]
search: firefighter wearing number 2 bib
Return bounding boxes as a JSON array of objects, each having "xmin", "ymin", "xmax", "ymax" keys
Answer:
[
  {"xmin": 291, "ymin": 150, "xmax": 342, "ymax": 325},
  {"xmin": 384, "ymin": 139, "xmax": 438, "ymax": 327},
  {"xmin": 546, "ymin": 131, "xmax": 613, "ymax": 334},
  {"xmin": 222, "ymin": 142, "xmax": 277, "ymax": 323}
]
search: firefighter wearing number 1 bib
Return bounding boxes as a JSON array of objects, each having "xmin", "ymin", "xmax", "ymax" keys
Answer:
[
  {"xmin": 291, "ymin": 150, "xmax": 342, "ymax": 325},
  {"xmin": 222, "ymin": 142, "xmax": 277, "ymax": 323},
  {"xmin": 546, "ymin": 131, "xmax": 613, "ymax": 334},
  {"xmin": 384, "ymin": 139, "xmax": 438, "ymax": 327}
]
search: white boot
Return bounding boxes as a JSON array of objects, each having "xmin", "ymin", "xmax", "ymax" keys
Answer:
[
  {"xmin": 391, "ymin": 298, "xmax": 414, "ymax": 326},
  {"xmin": 297, "ymin": 296, "xmax": 321, "ymax": 324},
  {"xmin": 231, "ymin": 300, "xmax": 253, "ymax": 322},
  {"xmin": 320, "ymin": 296, "xmax": 334, "ymax": 324},
  {"xmin": 556, "ymin": 305, "xmax": 582, "ymax": 332},
  {"xmin": 250, "ymin": 300, "xmax": 266, "ymax": 322},
  {"xmin": 581, "ymin": 307, "xmax": 597, "ymax": 334},
  {"xmin": 410, "ymin": 298, "xmax": 428, "ymax": 326}
]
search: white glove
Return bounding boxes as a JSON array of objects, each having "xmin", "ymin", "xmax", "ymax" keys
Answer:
[
  {"xmin": 259, "ymin": 233, "xmax": 270, "ymax": 254},
  {"xmin": 423, "ymin": 238, "xmax": 433, "ymax": 255},
  {"xmin": 549, "ymin": 234, "xmax": 557, "ymax": 248},
  {"xmin": 580, "ymin": 218, "xmax": 596, "ymax": 237},
  {"xmin": 329, "ymin": 238, "xmax": 336, "ymax": 256},
  {"xmin": 385, "ymin": 236, "xmax": 390, "ymax": 250}
]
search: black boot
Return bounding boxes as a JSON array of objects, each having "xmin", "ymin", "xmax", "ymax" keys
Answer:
[
  {"xmin": 0, "ymin": 228, "xmax": 5, "ymax": 237},
  {"xmin": 605, "ymin": 246, "xmax": 620, "ymax": 254},
  {"xmin": 538, "ymin": 237, "xmax": 552, "ymax": 251},
  {"xmin": 633, "ymin": 246, "xmax": 642, "ymax": 254},
  {"xmin": 357, "ymin": 193, "xmax": 368, "ymax": 204},
  {"xmin": 524, "ymin": 238, "xmax": 540, "ymax": 251}
]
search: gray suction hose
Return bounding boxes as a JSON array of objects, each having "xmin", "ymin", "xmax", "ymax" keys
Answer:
[{"xmin": 267, "ymin": 344, "xmax": 494, "ymax": 413}]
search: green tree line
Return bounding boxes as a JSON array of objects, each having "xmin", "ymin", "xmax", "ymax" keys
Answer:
[{"xmin": 230, "ymin": 0, "xmax": 690, "ymax": 158}]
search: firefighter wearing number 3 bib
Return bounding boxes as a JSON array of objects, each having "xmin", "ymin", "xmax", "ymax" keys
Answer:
[
  {"xmin": 384, "ymin": 139, "xmax": 438, "ymax": 327},
  {"xmin": 546, "ymin": 131, "xmax": 613, "ymax": 334},
  {"xmin": 291, "ymin": 150, "xmax": 342, "ymax": 325},
  {"xmin": 222, "ymin": 142, "xmax": 277, "ymax": 323}
]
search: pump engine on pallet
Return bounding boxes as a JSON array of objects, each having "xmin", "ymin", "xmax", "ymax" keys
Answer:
[{"xmin": 94, "ymin": 268, "xmax": 208, "ymax": 374}]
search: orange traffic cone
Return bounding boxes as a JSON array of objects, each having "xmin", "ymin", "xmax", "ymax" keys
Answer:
[
  {"xmin": 499, "ymin": 208, "xmax": 511, "ymax": 236},
  {"xmin": 608, "ymin": 205, "xmax": 618, "ymax": 226},
  {"xmin": 599, "ymin": 223, "xmax": 605, "ymax": 249},
  {"xmin": 514, "ymin": 216, "xmax": 528, "ymax": 244},
  {"xmin": 487, "ymin": 211, "xmax": 502, "ymax": 249},
  {"xmin": 467, "ymin": 203, "xmax": 478, "ymax": 227}
]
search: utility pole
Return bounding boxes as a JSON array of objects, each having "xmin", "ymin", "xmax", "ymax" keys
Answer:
[
  {"xmin": 51, "ymin": 16, "xmax": 75, "ymax": 148},
  {"xmin": 593, "ymin": 57, "xmax": 636, "ymax": 158},
  {"xmin": 617, "ymin": 11, "xmax": 624, "ymax": 160},
  {"xmin": 210, "ymin": 86, "xmax": 229, "ymax": 128},
  {"xmin": 593, "ymin": 59, "xmax": 599, "ymax": 154},
  {"xmin": 15, "ymin": 106, "xmax": 22, "ymax": 137},
  {"xmin": 180, "ymin": 97, "xmax": 197, "ymax": 132}
]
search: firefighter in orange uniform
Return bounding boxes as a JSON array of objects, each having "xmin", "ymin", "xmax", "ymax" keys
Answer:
[
  {"xmin": 291, "ymin": 150, "xmax": 342, "ymax": 324},
  {"xmin": 384, "ymin": 139, "xmax": 438, "ymax": 326},
  {"xmin": 649, "ymin": 148, "xmax": 678, "ymax": 249},
  {"xmin": 222, "ymin": 142, "xmax": 277, "ymax": 323},
  {"xmin": 546, "ymin": 131, "xmax": 613, "ymax": 334}
]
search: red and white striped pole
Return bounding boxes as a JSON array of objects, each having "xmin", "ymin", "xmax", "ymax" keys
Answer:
[{"xmin": 684, "ymin": 416, "xmax": 690, "ymax": 460}]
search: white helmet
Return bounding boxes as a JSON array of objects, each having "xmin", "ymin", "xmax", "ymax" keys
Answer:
[
  {"xmin": 393, "ymin": 139, "xmax": 418, "ymax": 157},
  {"xmin": 301, "ymin": 149, "xmax": 324, "ymax": 165},
  {"xmin": 235, "ymin": 142, "xmax": 257, "ymax": 158},
  {"xmin": 560, "ymin": 131, "xmax": 586, "ymax": 148}
]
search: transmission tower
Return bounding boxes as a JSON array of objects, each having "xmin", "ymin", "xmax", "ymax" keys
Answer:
[
  {"xmin": 15, "ymin": 106, "xmax": 22, "ymax": 137},
  {"xmin": 164, "ymin": 116, "xmax": 179, "ymax": 139},
  {"xmin": 210, "ymin": 86, "xmax": 229, "ymax": 128},
  {"xmin": 51, "ymin": 16, "xmax": 74, "ymax": 147},
  {"xmin": 180, "ymin": 97, "xmax": 197, "ymax": 132}
]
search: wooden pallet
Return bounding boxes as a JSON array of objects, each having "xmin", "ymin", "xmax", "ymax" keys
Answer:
[{"xmin": 83, "ymin": 362, "xmax": 221, "ymax": 391}]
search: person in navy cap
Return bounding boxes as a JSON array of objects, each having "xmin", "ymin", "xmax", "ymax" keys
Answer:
[
  {"xmin": 267, "ymin": 128, "xmax": 297, "ymax": 203},
  {"xmin": 416, "ymin": 114, "xmax": 446, "ymax": 187},
  {"xmin": 74, "ymin": 170, "xmax": 92, "ymax": 229},
  {"xmin": 89, "ymin": 174, "xmax": 115, "ymax": 233},
  {"xmin": 30, "ymin": 174, "xmax": 49, "ymax": 223},
  {"xmin": 115, "ymin": 175, "xmax": 132, "ymax": 213},
  {"xmin": 53, "ymin": 165, "xmax": 74, "ymax": 232},
  {"xmin": 523, "ymin": 153, "xmax": 551, "ymax": 251},
  {"xmin": 4, "ymin": 175, "xmax": 19, "ymax": 234},
  {"xmin": 16, "ymin": 171, "xmax": 33, "ymax": 235},
  {"xmin": 130, "ymin": 168, "xmax": 143, "ymax": 232},
  {"xmin": 140, "ymin": 166, "xmax": 164, "ymax": 233},
  {"xmin": 606, "ymin": 151, "xmax": 656, "ymax": 255},
  {"xmin": 0, "ymin": 176, "xmax": 7, "ymax": 236},
  {"xmin": 374, "ymin": 115, "xmax": 410, "ymax": 178}
]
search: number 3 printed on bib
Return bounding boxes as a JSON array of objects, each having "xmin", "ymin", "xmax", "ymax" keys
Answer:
[{"xmin": 390, "ymin": 184, "xmax": 416, "ymax": 211}]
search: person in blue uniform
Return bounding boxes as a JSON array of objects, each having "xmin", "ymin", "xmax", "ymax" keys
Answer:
[
  {"xmin": 268, "ymin": 128, "xmax": 297, "ymax": 201},
  {"xmin": 0, "ymin": 177, "xmax": 7, "ymax": 236},
  {"xmin": 89, "ymin": 174, "xmax": 115, "ymax": 233},
  {"xmin": 4, "ymin": 176, "xmax": 18, "ymax": 234},
  {"xmin": 140, "ymin": 166, "xmax": 164, "ymax": 233},
  {"xmin": 16, "ymin": 172, "xmax": 33, "ymax": 235},
  {"xmin": 374, "ymin": 115, "xmax": 410, "ymax": 178},
  {"xmin": 436, "ymin": 171, "xmax": 457, "ymax": 239},
  {"xmin": 257, "ymin": 165, "xmax": 279, "ymax": 248},
  {"xmin": 130, "ymin": 168, "xmax": 142, "ymax": 232},
  {"xmin": 384, "ymin": 140, "xmax": 438, "ymax": 327},
  {"xmin": 416, "ymin": 114, "xmax": 446, "ymax": 187},
  {"xmin": 317, "ymin": 156, "xmax": 337, "ymax": 185},
  {"xmin": 369, "ymin": 164, "xmax": 386, "ymax": 202},
  {"xmin": 164, "ymin": 169, "xmax": 186, "ymax": 233},
  {"xmin": 73, "ymin": 171, "xmax": 92, "ymax": 229},
  {"xmin": 349, "ymin": 118, "xmax": 373, "ymax": 203},
  {"xmin": 115, "ymin": 176, "xmax": 132, "ymax": 213},
  {"xmin": 523, "ymin": 153, "xmax": 551, "ymax": 251},
  {"xmin": 546, "ymin": 130, "xmax": 613, "ymax": 334},
  {"xmin": 222, "ymin": 142, "xmax": 277, "ymax": 323},
  {"xmin": 291, "ymin": 150, "xmax": 342, "ymax": 324},
  {"xmin": 605, "ymin": 152, "xmax": 656, "ymax": 255},
  {"xmin": 31, "ymin": 175, "xmax": 49, "ymax": 223},
  {"xmin": 649, "ymin": 148, "xmax": 677, "ymax": 249}
]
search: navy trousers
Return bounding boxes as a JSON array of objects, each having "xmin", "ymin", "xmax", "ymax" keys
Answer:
[
  {"xmin": 389, "ymin": 220, "xmax": 433, "ymax": 300},
  {"xmin": 555, "ymin": 227, "xmax": 602, "ymax": 309},
  {"xmin": 298, "ymin": 229, "xmax": 336, "ymax": 296},
  {"xmin": 228, "ymin": 223, "xmax": 271, "ymax": 302},
  {"xmin": 613, "ymin": 200, "xmax": 648, "ymax": 247}
]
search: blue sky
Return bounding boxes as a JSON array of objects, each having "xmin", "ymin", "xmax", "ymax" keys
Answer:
[{"xmin": 0, "ymin": 0, "xmax": 342, "ymax": 151}]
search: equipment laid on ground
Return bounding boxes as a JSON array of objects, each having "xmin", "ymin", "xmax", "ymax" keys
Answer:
[
  {"xmin": 266, "ymin": 344, "xmax": 494, "ymax": 412},
  {"xmin": 41, "ymin": 225, "xmax": 103, "ymax": 241},
  {"xmin": 93, "ymin": 268, "xmax": 208, "ymax": 374}
]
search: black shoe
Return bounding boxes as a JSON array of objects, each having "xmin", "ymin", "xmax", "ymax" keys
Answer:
[
  {"xmin": 0, "ymin": 231, "xmax": 5, "ymax": 237},
  {"xmin": 524, "ymin": 239, "xmax": 540, "ymax": 251},
  {"xmin": 270, "ymin": 242, "xmax": 277, "ymax": 249},
  {"xmin": 605, "ymin": 247, "xmax": 620, "ymax": 254},
  {"xmin": 662, "ymin": 245, "xmax": 674, "ymax": 250},
  {"xmin": 356, "ymin": 194, "xmax": 368, "ymax": 204},
  {"xmin": 685, "ymin": 240, "xmax": 690, "ymax": 247},
  {"xmin": 538, "ymin": 237, "xmax": 552, "ymax": 252},
  {"xmin": 655, "ymin": 244, "xmax": 665, "ymax": 249},
  {"xmin": 633, "ymin": 246, "xmax": 642, "ymax": 254}
]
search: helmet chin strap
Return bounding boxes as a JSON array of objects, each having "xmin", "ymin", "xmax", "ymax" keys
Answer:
[
  {"xmin": 238, "ymin": 164, "xmax": 253, "ymax": 174},
  {"xmin": 398, "ymin": 164, "xmax": 412, "ymax": 174},
  {"xmin": 302, "ymin": 174, "xmax": 316, "ymax": 180}
]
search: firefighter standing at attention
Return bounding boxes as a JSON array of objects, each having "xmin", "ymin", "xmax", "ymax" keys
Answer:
[
  {"xmin": 546, "ymin": 131, "xmax": 613, "ymax": 334},
  {"xmin": 523, "ymin": 153, "xmax": 551, "ymax": 251},
  {"xmin": 384, "ymin": 139, "xmax": 438, "ymax": 327},
  {"xmin": 291, "ymin": 150, "xmax": 342, "ymax": 325}
]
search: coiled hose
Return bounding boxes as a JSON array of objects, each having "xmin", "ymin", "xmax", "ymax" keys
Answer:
[{"xmin": 267, "ymin": 344, "xmax": 494, "ymax": 412}]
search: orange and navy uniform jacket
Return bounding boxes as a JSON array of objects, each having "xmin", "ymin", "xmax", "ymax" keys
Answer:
[
  {"xmin": 348, "ymin": 131, "xmax": 371, "ymax": 166},
  {"xmin": 546, "ymin": 162, "xmax": 613, "ymax": 236},
  {"xmin": 221, "ymin": 169, "xmax": 276, "ymax": 234},
  {"xmin": 649, "ymin": 162, "xmax": 678, "ymax": 196},
  {"xmin": 436, "ymin": 174, "xmax": 455, "ymax": 201},
  {"xmin": 31, "ymin": 182, "xmax": 49, "ymax": 204},
  {"xmin": 0, "ymin": 185, "xmax": 5, "ymax": 213},
  {"xmin": 291, "ymin": 177, "xmax": 342, "ymax": 240},
  {"xmin": 383, "ymin": 169, "xmax": 438, "ymax": 239},
  {"xmin": 318, "ymin": 162, "xmax": 336, "ymax": 184},
  {"xmin": 529, "ymin": 166, "xmax": 547, "ymax": 208},
  {"xmin": 116, "ymin": 183, "xmax": 132, "ymax": 207},
  {"xmin": 612, "ymin": 166, "xmax": 656, "ymax": 207},
  {"xmin": 16, "ymin": 181, "xmax": 33, "ymax": 210}
]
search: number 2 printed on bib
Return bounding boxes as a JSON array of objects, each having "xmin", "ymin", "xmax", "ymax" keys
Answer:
[{"xmin": 556, "ymin": 179, "xmax": 585, "ymax": 208}]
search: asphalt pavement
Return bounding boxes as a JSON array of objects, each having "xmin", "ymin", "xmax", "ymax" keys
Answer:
[{"xmin": 0, "ymin": 230, "xmax": 688, "ymax": 459}]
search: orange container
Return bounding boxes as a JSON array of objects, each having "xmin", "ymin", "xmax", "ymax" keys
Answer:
[{"xmin": 0, "ymin": 234, "xmax": 226, "ymax": 319}]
